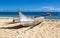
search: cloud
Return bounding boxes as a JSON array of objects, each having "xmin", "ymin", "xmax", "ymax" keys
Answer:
[
  {"xmin": 40, "ymin": 7, "xmax": 60, "ymax": 12},
  {"xmin": 42, "ymin": 7, "xmax": 54, "ymax": 11}
]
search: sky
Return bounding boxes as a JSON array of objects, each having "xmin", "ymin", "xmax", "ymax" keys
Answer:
[{"xmin": 0, "ymin": 0, "xmax": 60, "ymax": 12}]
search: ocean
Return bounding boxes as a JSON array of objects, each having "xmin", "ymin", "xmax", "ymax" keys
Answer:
[{"xmin": 0, "ymin": 12, "xmax": 60, "ymax": 19}]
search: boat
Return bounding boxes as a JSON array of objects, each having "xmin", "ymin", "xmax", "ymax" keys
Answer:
[
  {"xmin": 47, "ymin": 13, "xmax": 51, "ymax": 16},
  {"xmin": 0, "ymin": 10, "xmax": 44, "ymax": 30},
  {"xmin": 18, "ymin": 10, "xmax": 44, "ymax": 26}
]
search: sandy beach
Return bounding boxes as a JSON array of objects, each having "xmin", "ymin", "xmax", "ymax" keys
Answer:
[{"xmin": 0, "ymin": 17, "xmax": 60, "ymax": 38}]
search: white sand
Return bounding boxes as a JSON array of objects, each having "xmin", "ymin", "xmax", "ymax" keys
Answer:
[{"xmin": 0, "ymin": 17, "xmax": 60, "ymax": 38}]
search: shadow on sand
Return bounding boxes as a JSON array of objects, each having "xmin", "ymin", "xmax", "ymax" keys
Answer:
[
  {"xmin": 0, "ymin": 25, "xmax": 29, "ymax": 29},
  {"xmin": 0, "ymin": 22, "xmax": 42, "ymax": 30}
]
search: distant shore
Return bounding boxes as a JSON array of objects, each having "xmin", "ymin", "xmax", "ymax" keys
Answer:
[{"xmin": 0, "ymin": 16, "xmax": 60, "ymax": 20}]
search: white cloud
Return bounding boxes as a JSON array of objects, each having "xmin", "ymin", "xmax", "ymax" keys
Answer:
[{"xmin": 40, "ymin": 6, "xmax": 60, "ymax": 12}]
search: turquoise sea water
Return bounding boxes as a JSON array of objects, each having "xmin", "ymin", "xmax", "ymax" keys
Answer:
[{"xmin": 0, "ymin": 12, "xmax": 60, "ymax": 19}]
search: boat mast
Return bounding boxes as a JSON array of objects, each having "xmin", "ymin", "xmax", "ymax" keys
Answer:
[{"xmin": 18, "ymin": 9, "xmax": 21, "ymax": 24}]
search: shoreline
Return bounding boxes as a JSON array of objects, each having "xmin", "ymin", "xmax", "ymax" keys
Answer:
[
  {"xmin": 0, "ymin": 16, "xmax": 60, "ymax": 20},
  {"xmin": 0, "ymin": 16, "xmax": 19, "ymax": 19}
]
